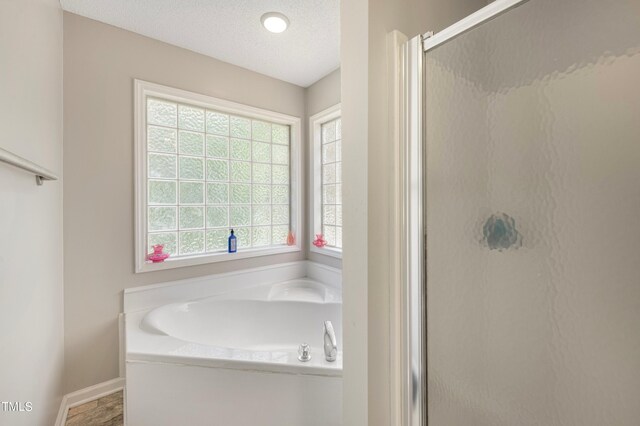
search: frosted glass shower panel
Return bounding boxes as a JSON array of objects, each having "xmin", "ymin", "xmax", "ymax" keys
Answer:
[{"xmin": 425, "ymin": 0, "xmax": 640, "ymax": 424}]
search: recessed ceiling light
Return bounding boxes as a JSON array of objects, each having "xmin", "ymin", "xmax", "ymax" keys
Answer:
[{"xmin": 261, "ymin": 12, "xmax": 289, "ymax": 34}]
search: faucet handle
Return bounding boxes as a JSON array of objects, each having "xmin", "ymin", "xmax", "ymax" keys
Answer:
[
  {"xmin": 324, "ymin": 321, "xmax": 337, "ymax": 362},
  {"xmin": 298, "ymin": 343, "xmax": 312, "ymax": 362}
]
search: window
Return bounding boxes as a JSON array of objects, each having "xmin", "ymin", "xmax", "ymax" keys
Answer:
[
  {"xmin": 309, "ymin": 104, "xmax": 342, "ymax": 258},
  {"xmin": 135, "ymin": 80, "xmax": 301, "ymax": 272}
]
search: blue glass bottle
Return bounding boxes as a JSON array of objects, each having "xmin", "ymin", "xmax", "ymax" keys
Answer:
[{"xmin": 228, "ymin": 229, "xmax": 237, "ymax": 253}]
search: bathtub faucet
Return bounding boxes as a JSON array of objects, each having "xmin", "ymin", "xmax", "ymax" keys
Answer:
[{"xmin": 323, "ymin": 321, "xmax": 337, "ymax": 362}]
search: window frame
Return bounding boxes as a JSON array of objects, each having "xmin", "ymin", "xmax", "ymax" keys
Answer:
[
  {"xmin": 134, "ymin": 79, "xmax": 302, "ymax": 273},
  {"xmin": 309, "ymin": 103, "xmax": 342, "ymax": 259}
]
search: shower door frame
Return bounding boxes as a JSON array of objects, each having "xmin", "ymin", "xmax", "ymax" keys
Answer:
[{"xmin": 399, "ymin": 1, "xmax": 530, "ymax": 425}]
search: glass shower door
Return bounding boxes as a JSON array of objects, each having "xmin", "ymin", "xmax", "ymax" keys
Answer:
[{"xmin": 425, "ymin": 0, "xmax": 640, "ymax": 424}]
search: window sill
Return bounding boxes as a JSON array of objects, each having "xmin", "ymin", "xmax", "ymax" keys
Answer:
[
  {"xmin": 136, "ymin": 245, "xmax": 301, "ymax": 273},
  {"xmin": 309, "ymin": 245, "xmax": 342, "ymax": 259}
]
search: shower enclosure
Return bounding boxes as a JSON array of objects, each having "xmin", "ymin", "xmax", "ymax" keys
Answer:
[{"xmin": 401, "ymin": 0, "xmax": 640, "ymax": 424}]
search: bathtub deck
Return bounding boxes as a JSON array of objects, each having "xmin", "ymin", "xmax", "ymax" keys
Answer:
[{"xmin": 65, "ymin": 390, "xmax": 123, "ymax": 426}]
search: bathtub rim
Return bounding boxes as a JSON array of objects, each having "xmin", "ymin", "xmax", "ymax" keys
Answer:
[
  {"xmin": 124, "ymin": 263, "xmax": 343, "ymax": 378},
  {"xmin": 123, "ymin": 260, "xmax": 340, "ymax": 313}
]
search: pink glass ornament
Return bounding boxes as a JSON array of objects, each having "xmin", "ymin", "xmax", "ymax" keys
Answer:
[
  {"xmin": 312, "ymin": 234, "xmax": 327, "ymax": 248},
  {"xmin": 287, "ymin": 231, "xmax": 296, "ymax": 246},
  {"xmin": 147, "ymin": 244, "xmax": 170, "ymax": 263}
]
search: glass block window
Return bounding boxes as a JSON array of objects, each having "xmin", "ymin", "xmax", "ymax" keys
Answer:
[
  {"xmin": 320, "ymin": 117, "xmax": 342, "ymax": 249},
  {"xmin": 146, "ymin": 97, "xmax": 291, "ymax": 258}
]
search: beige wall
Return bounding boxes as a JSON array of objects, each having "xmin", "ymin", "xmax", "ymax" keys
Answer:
[
  {"xmin": 341, "ymin": 0, "xmax": 487, "ymax": 424},
  {"xmin": 63, "ymin": 12, "xmax": 307, "ymax": 393},
  {"xmin": 0, "ymin": 0, "xmax": 64, "ymax": 424},
  {"xmin": 306, "ymin": 68, "xmax": 341, "ymax": 118},
  {"xmin": 305, "ymin": 68, "xmax": 342, "ymax": 269}
]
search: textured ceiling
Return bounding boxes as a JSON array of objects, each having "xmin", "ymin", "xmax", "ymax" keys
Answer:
[{"xmin": 60, "ymin": 0, "xmax": 340, "ymax": 87}]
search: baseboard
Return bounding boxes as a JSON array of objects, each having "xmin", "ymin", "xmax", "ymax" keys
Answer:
[{"xmin": 55, "ymin": 377, "xmax": 126, "ymax": 426}]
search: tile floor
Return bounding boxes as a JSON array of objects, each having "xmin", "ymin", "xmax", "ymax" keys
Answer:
[{"xmin": 65, "ymin": 390, "xmax": 123, "ymax": 426}]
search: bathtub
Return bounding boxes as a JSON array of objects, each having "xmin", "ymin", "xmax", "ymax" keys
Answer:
[{"xmin": 124, "ymin": 262, "xmax": 342, "ymax": 426}]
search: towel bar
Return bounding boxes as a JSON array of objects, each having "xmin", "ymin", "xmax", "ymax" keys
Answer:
[{"xmin": 0, "ymin": 147, "xmax": 58, "ymax": 185}]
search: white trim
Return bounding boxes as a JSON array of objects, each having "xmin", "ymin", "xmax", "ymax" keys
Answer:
[
  {"xmin": 119, "ymin": 313, "xmax": 126, "ymax": 378},
  {"xmin": 388, "ymin": 29, "xmax": 409, "ymax": 426},
  {"xmin": 308, "ymin": 103, "xmax": 342, "ymax": 259},
  {"xmin": 423, "ymin": 0, "xmax": 529, "ymax": 51},
  {"xmin": 55, "ymin": 378, "xmax": 126, "ymax": 426},
  {"xmin": 134, "ymin": 79, "xmax": 303, "ymax": 273},
  {"xmin": 311, "ymin": 245, "xmax": 342, "ymax": 259},
  {"xmin": 137, "ymin": 245, "xmax": 300, "ymax": 272},
  {"xmin": 401, "ymin": 35, "xmax": 426, "ymax": 426}
]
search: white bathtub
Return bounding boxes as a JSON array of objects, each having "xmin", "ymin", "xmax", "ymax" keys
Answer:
[{"xmin": 124, "ymin": 262, "xmax": 343, "ymax": 426}]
